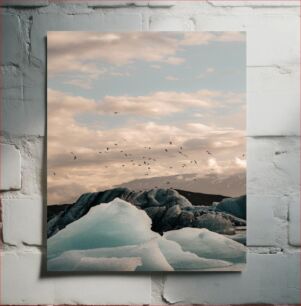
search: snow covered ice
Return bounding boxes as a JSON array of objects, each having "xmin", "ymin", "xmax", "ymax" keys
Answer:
[
  {"xmin": 164, "ymin": 227, "xmax": 246, "ymax": 263},
  {"xmin": 48, "ymin": 198, "xmax": 246, "ymax": 271},
  {"xmin": 48, "ymin": 198, "xmax": 157, "ymax": 259}
]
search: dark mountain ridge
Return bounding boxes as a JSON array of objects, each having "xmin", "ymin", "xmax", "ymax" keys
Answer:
[
  {"xmin": 48, "ymin": 187, "xmax": 246, "ymax": 239},
  {"xmin": 47, "ymin": 188, "xmax": 229, "ymax": 221}
]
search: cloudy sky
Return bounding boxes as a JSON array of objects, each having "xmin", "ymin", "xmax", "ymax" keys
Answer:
[{"xmin": 47, "ymin": 32, "xmax": 246, "ymax": 205}]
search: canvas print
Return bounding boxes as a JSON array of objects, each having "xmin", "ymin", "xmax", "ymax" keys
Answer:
[{"xmin": 47, "ymin": 32, "xmax": 246, "ymax": 272}]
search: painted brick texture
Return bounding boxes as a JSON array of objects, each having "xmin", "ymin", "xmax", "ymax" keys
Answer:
[{"xmin": 0, "ymin": 1, "xmax": 300, "ymax": 305}]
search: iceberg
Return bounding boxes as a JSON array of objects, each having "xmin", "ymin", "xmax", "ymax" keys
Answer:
[
  {"xmin": 48, "ymin": 198, "xmax": 158, "ymax": 259},
  {"xmin": 48, "ymin": 253, "xmax": 142, "ymax": 271},
  {"xmin": 164, "ymin": 227, "xmax": 246, "ymax": 263},
  {"xmin": 48, "ymin": 197, "xmax": 245, "ymax": 271},
  {"xmin": 48, "ymin": 239, "xmax": 173, "ymax": 272},
  {"xmin": 157, "ymin": 237, "xmax": 232, "ymax": 270},
  {"xmin": 48, "ymin": 237, "xmax": 231, "ymax": 271}
]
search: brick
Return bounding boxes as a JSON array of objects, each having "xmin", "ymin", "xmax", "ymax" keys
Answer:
[
  {"xmin": 247, "ymin": 14, "xmax": 300, "ymax": 67},
  {"xmin": 247, "ymin": 136, "xmax": 300, "ymax": 197},
  {"xmin": 84, "ymin": 0, "xmax": 174, "ymax": 7},
  {"xmin": 19, "ymin": 137, "xmax": 44, "ymax": 196},
  {"xmin": 0, "ymin": 0, "xmax": 49, "ymax": 6},
  {"xmin": 87, "ymin": 1, "xmax": 136, "ymax": 7},
  {"xmin": 86, "ymin": 1, "xmax": 144, "ymax": 7},
  {"xmin": 1, "ymin": 65, "xmax": 23, "ymax": 102},
  {"xmin": 2, "ymin": 251, "xmax": 151, "ymax": 304},
  {"xmin": 194, "ymin": 11, "xmax": 247, "ymax": 32},
  {"xmin": 247, "ymin": 195, "xmax": 288, "ymax": 246},
  {"xmin": 207, "ymin": 0, "xmax": 300, "ymax": 7},
  {"xmin": 2, "ymin": 13, "xmax": 24, "ymax": 66},
  {"xmin": 163, "ymin": 252, "xmax": 300, "ymax": 304},
  {"xmin": 0, "ymin": 143, "xmax": 21, "ymax": 191},
  {"xmin": 22, "ymin": 65, "xmax": 45, "ymax": 136},
  {"xmin": 149, "ymin": 15, "xmax": 194, "ymax": 31},
  {"xmin": 2, "ymin": 65, "xmax": 45, "ymax": 136},
  {"xmin": 2, "ymin": 198, "xmax": 43, "ymax": 246},
  {"xmin": 288, "ymin": 193, "xmax": 301, "ymax": 246},
  {"xmin": 147, "ymin": 1, "xmax": 175, "ymax": 7},
  {"xmin": 247, "ymin": 66, "xmax": 300, "ymax": 136}
]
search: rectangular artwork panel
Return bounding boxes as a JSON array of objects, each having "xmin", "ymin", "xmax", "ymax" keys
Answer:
[{"xmin": 47, "ymin": 32, "xmax": 246, "ymax": 272}]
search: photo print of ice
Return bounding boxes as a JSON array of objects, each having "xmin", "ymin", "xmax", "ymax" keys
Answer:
[{"xmin": 47, "ymin": 32, "xmax": 246, "ymax": 272}]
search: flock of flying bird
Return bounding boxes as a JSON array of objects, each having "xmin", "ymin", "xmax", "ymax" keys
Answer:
[
  {"xmin": 52, "ymin": 142, "xmax": 209, "ymax": 188},
  {"xmin": 52, "ymin": 112, "xmax": 246, "ymax": 189},
  {"xmin": 52, "ymin": 137, "xmax": 245, "ymax": 190}
]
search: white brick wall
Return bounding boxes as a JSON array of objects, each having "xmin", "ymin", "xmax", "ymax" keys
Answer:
[
  {"xmin": 2, "ymin": 198, "xmax": 43, "ymax": 246},
  {"xmin": 0, "ymin": 1, "xmax": 300, "ymax": 304},
  {"xmin": 0, "ymin": 143, "xmax": 21, "ymax": 191},
  {"xmin": 163, "ymin": 253, "xmax": 300, "ymax": 304}
]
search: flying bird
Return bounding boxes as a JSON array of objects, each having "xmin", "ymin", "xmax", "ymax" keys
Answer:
[{"xmin": 70, "ymin": 152, "xmax": 77, "ymax": 160}]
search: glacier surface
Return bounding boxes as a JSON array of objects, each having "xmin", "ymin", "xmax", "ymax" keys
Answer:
[
  {"xmin": 48, "ymin": 198, "xmax": 157, "ymax": 259},
  {"xmin": 48, "ymin": 198, "xmax": 246, "ymax": 271},
  {"xmin": 164, "ymin": 227, "xmax": 246, "ymax": 262}
]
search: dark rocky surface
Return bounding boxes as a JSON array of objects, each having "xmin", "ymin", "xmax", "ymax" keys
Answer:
[
  {"xmin": 47, "ymin": 188, "xmax": 246, "ymax": 238},
  {"xmin": 47, "ymin": 204, "xmax": 70, "ymax": 222}
]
